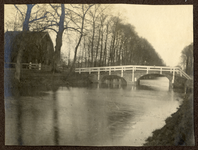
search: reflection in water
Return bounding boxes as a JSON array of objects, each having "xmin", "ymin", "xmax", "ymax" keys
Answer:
[
  {"xmin": 52, "ymin": 90, "xmax": 59, "ymax": 145},
  {"xmin": 17, "ymin": 97, "xmax": 23, "ymax": 145},
  {"xmin": 5, "ymin": 77, "xmax": 182, "ymax": 146}
]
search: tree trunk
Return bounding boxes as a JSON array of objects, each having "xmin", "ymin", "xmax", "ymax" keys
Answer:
[
  {"xmin": 52, "ymin": 4, "xmax": 65, "ymax": 72},
  {"xmin": 91, "ymin": 22, "xmax": 95, "ymax": 67},
  {"xmin": 52, "ymin": 31, "xmax": 63, "ymax": 72},
  {"xmin": 15, "ymin": 4, "xmax": 34, "ymax": 81},
  {"xmin": 67, "ymin": 5, "xmax": 93, "ymax": 77},
  {"xmin": 99, "ymin": 30, "xmax": 103, "ymax": 66},
  {"xmin": 95, "ymin": 28, "xmax": 101, "ymax": 66},
  {"xmin": 14, "ymin": 35, "xmax": 26, "ymax": 81},
  {"xmin": 103, "ymin": 24, "xmax": 108, "ymax": 66}
]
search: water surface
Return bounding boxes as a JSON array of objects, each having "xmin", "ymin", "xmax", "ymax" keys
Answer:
[{"xmin": 5, "ymin": 77, "xmax": 182, "ymax": 146}]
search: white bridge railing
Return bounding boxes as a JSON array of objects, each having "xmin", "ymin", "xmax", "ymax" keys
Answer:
[{"xmin": 75, "ymin": 65, "xmax": 192, "ymax": 80}]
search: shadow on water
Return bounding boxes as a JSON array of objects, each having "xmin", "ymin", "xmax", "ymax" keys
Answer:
[
  {"xmin": 85, "ymin": 83, "xmax": 127, "ymax": 89},
  {"xmin": 6, "ymin": 82, "xmax": 62, "ymax": 145},
  {"xmin": 136, "ymin": 85, "xmax": 156, "ymax": 91},
  {"xmin": 17, "ymin": 97, "xmax": 23, "ymax": 145}
]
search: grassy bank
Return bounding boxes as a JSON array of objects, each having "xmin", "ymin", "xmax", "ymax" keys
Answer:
[{"xmin": 144, "ymin": 93, "xmax": 194, "ymax": 146}]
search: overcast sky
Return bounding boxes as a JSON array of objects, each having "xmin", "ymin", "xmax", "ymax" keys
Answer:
[
  {"xmin": 113, "ymin": 4, "xmax": 193, "ymax": 66},
  {"xmin": 5, "ymin": 4, "xmax": 193, "ymax": 66}
]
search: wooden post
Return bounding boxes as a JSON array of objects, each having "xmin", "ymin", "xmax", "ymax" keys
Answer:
[
  {"xmin": 38, "ymin": 63, "xmax": 41, "ymax": 70},
  {"xmin": 146, "ymin": 67, "xmax": 148, "ymax": 74},
  {"xmin": 160, "ymin": 67, "xmax": 162, "ymax": 74},
  {"xmin": 29, "ymin": 62, "xmax": 32, "ymax": 69},
  {"xmin": 109, "ymin": 68, "xmax": 111, "ymax": 75},
  {"xmin": 89, "ymin": 68, "xmax": 91, "ymax": 74}
]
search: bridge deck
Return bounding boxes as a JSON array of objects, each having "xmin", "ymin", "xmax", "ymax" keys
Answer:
[{"xmin": 75, "ymin": 65, "xmax": 192, "ymax": 80}]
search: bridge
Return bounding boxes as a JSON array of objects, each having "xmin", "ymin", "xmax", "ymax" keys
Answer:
[{"xmin": 75, "ymin": 65, "xmax": 192, "ymax": 88}]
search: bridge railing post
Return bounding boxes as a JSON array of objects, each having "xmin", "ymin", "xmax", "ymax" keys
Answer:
[
  {"xmin": 109, "ymin": 68, "xmax": 111, "ymax": 75},
  {"xmin": 132, "ymin": 67, "xmax": 135, "ymax": 82},
  {"xmin": 160, "ymin": 67, "xmax": 162, "ymax": 74},
  {"xmin": 146, "ymin": 67, "xmax": 149, "ymax": 74},
  {"xmin": 121, "ymin": 67, "xmax": 123, "ymax": 77},
  {"xmin": 89, "ymin": 68, "xmax": 91, "ymax": 74},
  {"xmin": 172, "ymin": 68, "xmax": 175, "ymax": 83},
  {"xmin": 180, "ymin": 69, "xmax": 182, "ymax": 77},
  {"xmin": 98, "ymin": 68, "xmax": 100, "ymax": 81}
]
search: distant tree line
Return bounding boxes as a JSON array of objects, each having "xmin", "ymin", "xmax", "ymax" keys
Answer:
[{"xmin": 179, "ymin": 43, "xmax": 193, "ymax": 76}]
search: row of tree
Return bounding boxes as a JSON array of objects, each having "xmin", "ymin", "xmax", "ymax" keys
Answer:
[
  {"xmin": 74, "ymin": 15, "xmax": 164, "ymax": 67},
  {"xmin": 6, "ymin": 4, "xmax": 165, "ymax": 81}
]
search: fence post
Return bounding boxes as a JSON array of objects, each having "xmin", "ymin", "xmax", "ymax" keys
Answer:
[
  {"xmin": 109, "ymin": 68, "xmax": 111, "ymax": 75},
  {"xmin": 29, "ymin": 62, "xmax": 32, "ymax": 69},
  {"xmin": 39, "ymin": 63, "xmax": 41, "ymax": 70}
]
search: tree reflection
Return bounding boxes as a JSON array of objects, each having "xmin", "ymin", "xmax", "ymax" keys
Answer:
[{"xmin": 52, "ymin": 85, "xmax": 59, "ymax": 145}]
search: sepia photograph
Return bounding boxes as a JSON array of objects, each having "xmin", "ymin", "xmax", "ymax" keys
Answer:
[{"xmin": 4, "ymin": 3, "xmax": 194, "ymax": 146}]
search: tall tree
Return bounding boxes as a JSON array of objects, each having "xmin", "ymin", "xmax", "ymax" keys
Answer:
[
  {"xmin": 13, "ymin": 4, "xmax": 49, "ymax": 81},
  {"xmin": 14, "ymin": 4, "xmax": 35, "ymax": 81},
  {"xmin": 180, "ymin": 43, "xmax": 193, "ymax": 76},
  {"xmin": 51, "ymin": 4, "xmax": 65, "ymax": 72},
  {"xmin": 67, "ymin": 4, "xmax": 94, "ymax": 76}
]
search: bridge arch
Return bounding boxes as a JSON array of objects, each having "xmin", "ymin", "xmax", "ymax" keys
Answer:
[
  {"xmin": 135, "ymin": 73, "xmax": 173, "ymax": 87},
  {"xmin": 101, "ymin": 75, "xmax": 127, "ymax": 85}
]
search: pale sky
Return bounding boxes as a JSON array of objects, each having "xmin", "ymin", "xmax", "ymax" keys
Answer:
[
  {"xmin": 113, "ymin": 4, "xmax": 193, "ymax": 66},
  {"xmin": 5, "ymin": 4, "xmax": 193, "ymax": 66}
]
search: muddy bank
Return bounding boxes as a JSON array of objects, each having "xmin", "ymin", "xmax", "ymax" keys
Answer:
[{"xmin": 144, "ymin": 93, "xmax": 194, "ymax": 146}]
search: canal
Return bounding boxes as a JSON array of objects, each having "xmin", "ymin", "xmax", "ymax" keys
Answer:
[{"xmin": 5, "ymin": 77, "xmax": 183, "ymax": 146}]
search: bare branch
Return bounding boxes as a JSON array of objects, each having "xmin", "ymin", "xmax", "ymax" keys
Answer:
[
  {"xmin": 70, "ymin": 4, "xmax": 81, "ymax": 9},
  {"xmin": 84, "ymin": 4, "xmax": 94, "ymax": 16},
  {"xmin": 41, "ymin": 26, "xmax": 58, "ymax": 33},
  {"xmin": 65, "ymin": 27, "xmax": 81, "ymax": 33},
  {"xmin": 14, "ymin": 4, "xmax": 24, "ymax": 18},
  {"xmin": 65, "ymin": 7, "xmax": 82, "ymax": 19},
  {"xmin": 29, "ymin": 12, "xmax": 49, "ymax": 23},
  {"xmin": 49, "ymin": 4, "xmax": 61, "ymax": 17}
]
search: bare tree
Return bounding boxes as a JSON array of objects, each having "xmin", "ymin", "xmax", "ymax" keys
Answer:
[
  {"xmin": 14, "ymin": 4, "xmax": 35, "ymax": 81},
  {"xmin": 180, "ymin": 43, "xmax": 193, "ymax": 76},
  {"xmin": 12, "ymin": 4, "xmax": 49, "ymax": 81},
  {"xmin": 67, "ymin": 4, "xmax": 94, "ymax": 76}
]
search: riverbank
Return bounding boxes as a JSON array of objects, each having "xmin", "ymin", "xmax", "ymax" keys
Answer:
[
  {"xmin": 143, "ymin": 93, "xmax": 194, "ymax": 146},
  {"xmin": 4, "ymin": 70, "xmax": 92, "ymax": 97}
]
